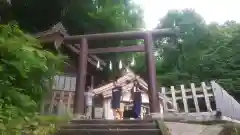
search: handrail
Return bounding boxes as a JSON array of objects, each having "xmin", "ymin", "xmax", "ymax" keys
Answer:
[{"xmin": 211, "ymin": 81, "xmax": 240, "ymax": 120}]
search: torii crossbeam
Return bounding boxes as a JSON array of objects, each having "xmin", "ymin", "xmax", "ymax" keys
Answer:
[{"xmin": 63, "ymin": 28, "xmax": 178, "ymax": 118}]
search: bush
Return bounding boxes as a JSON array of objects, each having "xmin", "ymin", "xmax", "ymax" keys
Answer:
[
  {"xmin": 22, "ymin": 115, "xmax": 71, "ymax": 135},
  {"xmin": 0, "ymin": 115, "xmax": 70, "ymax": 135},
  {"xmin": 0, "ymin": 23, "xmax": 65, "ymax": 134}
]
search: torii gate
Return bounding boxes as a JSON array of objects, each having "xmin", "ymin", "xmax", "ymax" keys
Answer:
[{"xmin": 62, "ymin": 29, "xmax": 177, "ymax": 118}]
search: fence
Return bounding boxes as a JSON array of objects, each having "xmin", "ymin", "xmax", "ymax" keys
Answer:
[
  {"xmin": 161, "ymin": 81, "xmax": 240, "ymax": 121},
  {"xmin": 42, "ymin": 76, "xmax": 240, "ymax": 121},
  {"xmin": 161, "ymin": 82, "xmax": 215, "ymax": 113},
  {"xmin": 52, "ymin": 75, "xmax": 76, "ymax": 91},
  {"xmin": 41, "ymin": 75, "xmax": 75, "ymax": 115}
]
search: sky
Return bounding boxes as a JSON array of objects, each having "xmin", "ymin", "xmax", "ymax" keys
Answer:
[{"xmin": 134, "ymin": 0, "xmax": 240, "ymax": 30}]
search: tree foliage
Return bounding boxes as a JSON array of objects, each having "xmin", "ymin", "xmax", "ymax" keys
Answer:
[
  {"xmin": 134, "ymin": 9, "xmax": 240, "ymax": 93},
  {"xmin": 63, "ymin": 0, "xmax": 143, "ymax": 34},
  {"xmin": 0, "ymin": 24, "xmax": 64, "ymax": 132},
  {"xmin": 1, "ymin": 0, "xmax": 143, "ymax": 78},
  {"xmin": 1, "ymin": 0, "xmax": 143, "ymax": 34}
]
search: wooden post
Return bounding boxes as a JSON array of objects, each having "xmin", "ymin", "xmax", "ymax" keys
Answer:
[
  {"xmin": 57, "ymin": 99, "xmax": 65, "ymax": 115},
  {"xmin": 170, "ymin": 86, "xmax": 178, "ymax": 112},
  {"xmin": 144, "ymin": 32, "xmax": 160, "ymax": 114},
  {"xmin": 161, "ymin": 88, "xmax": 168, "ymax": 112},
  {"xmin": 190, "ymin": 83, "xmax": 200, "ymax": 112},
  {"xmin": 180, "ymin": 85, "xmax": 189, "ymax": 113},
  {"xmin": 91, "ymin": 76, "xmax": 94, "ymax": 88},
  {"xmin": 201, "ymin": 82, "xmax": 212, "ymax": 112},
  {"xmin": 49, "ymin": 92, "xmax": 56, "ymax": 113},
  {"xmin": 67, "ymin": 92, "xmax": 72, "ymax": 114},
  {"xmin": 73, "ymin": 38, "xmax": 88, "ymax": 115}
]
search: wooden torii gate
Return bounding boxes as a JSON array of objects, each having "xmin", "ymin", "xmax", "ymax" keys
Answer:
[{"xmin": 62, "ymin": 29, "xmax": 177, "ymax": 118}]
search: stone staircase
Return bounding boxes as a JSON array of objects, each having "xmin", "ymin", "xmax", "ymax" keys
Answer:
[
  {"xmin": 56, "ymin": 119, "xmax": 164, "ymax": 135},
  {"xmin": 55, "ymin": 119, "xmax": 231, "ymax": 135}
]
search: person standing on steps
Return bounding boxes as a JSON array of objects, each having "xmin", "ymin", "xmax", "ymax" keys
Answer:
[
  {"xmin": 111, "ymin": 79, "xmax": 124, "ymax": 120},
  {"xmin": 131, "ymin": 80, "xmax": 142, "ymax": 119},
  {"xmin": 84, "ymin": 86, "xmax": 94, "ymax": 119}
]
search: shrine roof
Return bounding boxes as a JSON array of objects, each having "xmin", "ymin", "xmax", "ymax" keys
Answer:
[
  {"xmin": 34, "ymin": 22, "xmax": 106, "ymax": 69},
  {"xmin": 35, "ymin": 22, "xmax": 67, "ymax": 38}
]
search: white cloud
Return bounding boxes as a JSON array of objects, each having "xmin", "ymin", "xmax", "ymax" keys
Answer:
[{"xmin": 134, "ymin": 0, "xmax": 240, "ymax": 29}]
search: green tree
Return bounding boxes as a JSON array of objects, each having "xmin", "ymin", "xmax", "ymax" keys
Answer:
[
  {"xmin": 133, "ymin": 9, "xmax": 239, "ymax": 95},
  {"xmin": 2, "ymin": 0, "xmax": 144, "ymax": 78},
  {"xmin": 0, "ymin": 24, "xmax": 64, "ymax": 130},
  {"xmin": 148, "ymin": 9, "xmax": 240, "ymax": 92}
]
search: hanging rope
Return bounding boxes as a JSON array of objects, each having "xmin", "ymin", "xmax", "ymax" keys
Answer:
[
  {"xmin": 97, "ymin": 61, "xmax": 100, "ymax": 69},
  {"xmin": 130, "ymin": 57, "xmax": 135, "ymax": 67},
  {"xmin": 97, "ymin": 56, "xmax": 137, "ymax": 71},
  {"xmin": 109, "ymin": 61, "xmax": 112, "ymax": 71},
  {"xmin": 119, "ymin": 60, "xmax": 122, "ymax": 69}
]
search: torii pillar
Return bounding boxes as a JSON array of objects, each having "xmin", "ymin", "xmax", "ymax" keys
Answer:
[
  {"xmin": 144, "ymin": 32, "xmax": 161, "ymax": 118},
  {"xmin": 73, "ymin": 38, "xmax": 88, "ymax": 117}
]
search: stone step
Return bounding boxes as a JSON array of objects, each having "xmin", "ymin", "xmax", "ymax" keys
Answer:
[
  {"xmin": 61, "ymin": 123, "xmax": 157, "ymax": 129},
  {"xmin": 56, "ymin": 129, "xmax": 162, "ymax": 135},
  {"xmin": 70, "ymin": 119, "xmax": 154, "ymax": 124}
]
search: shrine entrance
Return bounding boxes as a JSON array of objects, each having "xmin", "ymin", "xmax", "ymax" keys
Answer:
[{"xmin": 62, "ymin": 29, "xmax": 177, "ymax": 118}]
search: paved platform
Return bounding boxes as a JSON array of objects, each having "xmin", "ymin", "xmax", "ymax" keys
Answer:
[{"xmin": 166, "ymin": 122, "xmax": 223, "ymax": 135}]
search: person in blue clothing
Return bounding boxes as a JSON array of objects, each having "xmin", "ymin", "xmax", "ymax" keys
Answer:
[
  {"xmin": 131, "ymin": 80, "xmax": 142, "ymax": 119},
  {"xmin": 111, "ymin": 79, "xmax": 123, "ymax": 119}
]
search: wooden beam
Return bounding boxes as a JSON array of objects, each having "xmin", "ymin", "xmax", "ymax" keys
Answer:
[
  {"xmin": 88, "ymin": 44, "xmax": 145, "ymax": 54},
  {"xmin": 64, "ymin": 28, "xmax": 177, "ymax": 43},
  {"xmin": 89, "ymin": 55, "xmax": 106, "ymax": 66},
  {"xmin": 64, "ymin": 44, "xmax": 103, "ymax": 69},
  {"xmin": 73, "ymin": 44, "xmax": 106, "ymax": 66},
  {"xmin": 37, "ymin": 32, "xmax": 106, "ymax": 69},
  {"xmin": 37, "ymin": 32, "xmax": 63, "ymax": 43}
]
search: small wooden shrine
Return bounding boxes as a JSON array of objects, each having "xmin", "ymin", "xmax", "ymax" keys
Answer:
[{"xmin": 91, "ymin": 69, "xmax": 173, "ymax": 119}]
